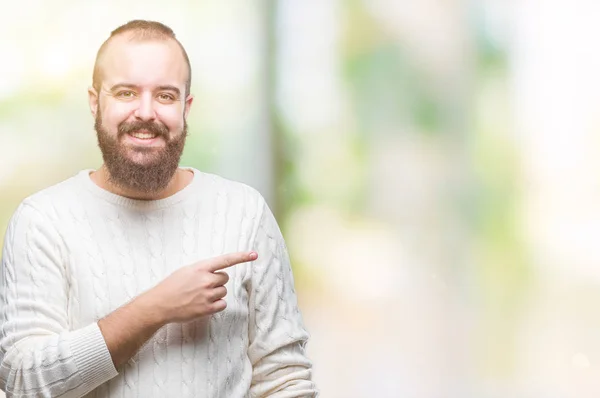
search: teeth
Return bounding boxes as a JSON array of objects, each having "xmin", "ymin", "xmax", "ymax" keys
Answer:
[{"xmin": 130, "ymin": 132, "xmax": 157, "ymax": 139}]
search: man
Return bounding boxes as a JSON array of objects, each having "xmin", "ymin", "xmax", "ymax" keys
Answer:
[{"xmin": 0, "ymin": 20, "xmax": 316, "ymax": 397}]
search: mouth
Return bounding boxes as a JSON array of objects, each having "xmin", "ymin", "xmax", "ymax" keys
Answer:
[
  {"xmin": 124, "ymin": 130, "xmax": 164, "ymax": 146},
  {"xmin": 128, "ymin": 129, "xmax": 159, "ymax": 140}
]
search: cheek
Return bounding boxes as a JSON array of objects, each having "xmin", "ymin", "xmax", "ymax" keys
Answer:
[
  {"xmin": 102, "ymin": 104, "xmax": 133, "ymax": 128},
  {"xmin": 157, "ymin": 107, "xmax": 185, "ymax": 131}
]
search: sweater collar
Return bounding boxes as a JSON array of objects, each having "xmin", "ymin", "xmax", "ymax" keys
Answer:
[{"xmin": 77, "ymin": 167, "xmax": 201, "ymax": 210}]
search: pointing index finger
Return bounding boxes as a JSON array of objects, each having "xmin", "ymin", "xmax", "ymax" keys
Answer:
[{"xmin": 207, "ymin": 251, "xmax": 258, "ymax": 272}]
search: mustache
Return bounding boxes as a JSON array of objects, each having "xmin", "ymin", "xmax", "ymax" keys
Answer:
[{"xmin": 118, "ymin": 120, "xmax": 169, "ymax": 138}]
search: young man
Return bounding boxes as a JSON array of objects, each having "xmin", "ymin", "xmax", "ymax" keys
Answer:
[{"xmin": 0, "ymin": 20, "xmax": 316, "ymax": 397}]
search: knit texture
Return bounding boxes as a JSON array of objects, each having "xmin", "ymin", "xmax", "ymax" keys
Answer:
[{"xmin": 0, "ymin": 168, "xmax": 316, "ymax": 398}]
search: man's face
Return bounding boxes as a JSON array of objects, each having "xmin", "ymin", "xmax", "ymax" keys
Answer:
[{"xmin": 89, "ymin": 36, "xmax": 193, "ymax": 193}]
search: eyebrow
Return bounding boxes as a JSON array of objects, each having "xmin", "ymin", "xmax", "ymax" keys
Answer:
[
  {"xmin": 109, "ymin": 83, "xmax": 181, "ymax": 97},
  {"xmin": 109, "ymin": 83, "xmax": 137, "ymax": 92}
]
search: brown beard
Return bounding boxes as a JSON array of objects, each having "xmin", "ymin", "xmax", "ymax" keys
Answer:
[{"xmin": 94, "ymin": 109, "xmax": 188, "ymax": 194}]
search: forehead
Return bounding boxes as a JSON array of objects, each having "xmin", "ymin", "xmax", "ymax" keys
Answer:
[{"xmin": 99, "ymin": 37, "xmax": 188, "ymax": 90}]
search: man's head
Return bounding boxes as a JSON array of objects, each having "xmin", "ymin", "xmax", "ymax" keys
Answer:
[{"xmin": 89, "ymin": 20, "xmax": 194, "ymax": 194}]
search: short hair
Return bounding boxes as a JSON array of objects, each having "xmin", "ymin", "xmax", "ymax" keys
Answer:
[{"xmin": 92, "ymin": 20, "xmax": 192, "ymax": 96}]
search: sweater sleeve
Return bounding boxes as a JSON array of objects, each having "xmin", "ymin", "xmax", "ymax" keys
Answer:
[
  {"xmin": 0, "ymin": 202, "xmax": 118, "ymax": 397},
  {"xmin": 247, "ymin": 199, "xmax": 318, "ymax": 398}
]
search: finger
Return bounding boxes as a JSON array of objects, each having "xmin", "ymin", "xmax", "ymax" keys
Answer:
[
  {"xmin": 203, "ymin": 273, "xmax": 228, "ymax": 289},
  {"xmin": 210, "ymin": 286, "xmax": 227, "ymax": 301},
  {"xmin": 212, "ymin": 299, "xmax": 227, "ymax": 313},
  {"xmin": 205, "ymin": 251, "xmax": 258, "ymax": 272},
  {"xmin": 212, "ymin": 271, "xmax": 229, "ymax": 287}
]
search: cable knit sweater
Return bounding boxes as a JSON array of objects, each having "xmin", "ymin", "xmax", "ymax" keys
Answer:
[{"xmin": 0, "ymin": 168, "xmax": 316, "ymax": 398}]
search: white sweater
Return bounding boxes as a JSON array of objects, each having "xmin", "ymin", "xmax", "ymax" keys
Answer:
[{"xmin": 0, "ymin": 168, "xmax": 316, "ymax": 398}]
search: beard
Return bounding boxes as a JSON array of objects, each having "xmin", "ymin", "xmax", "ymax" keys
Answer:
[{"xmin": 94, "ymin": 109, "xmax": 188, "ymax": 194}]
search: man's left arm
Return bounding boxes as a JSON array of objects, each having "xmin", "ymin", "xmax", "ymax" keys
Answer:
[{"xmin": 247, "ymin": 199, "xmax": 318, "ymax": 397}]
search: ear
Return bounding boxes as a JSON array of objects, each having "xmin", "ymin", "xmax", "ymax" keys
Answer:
[
  {"xmin": 88, "ymin": 86, "xmax": 99, "ymax": 118},
  {"xmin": 183, "ymin": 94, "xmax": 194, "ymax": 120}
]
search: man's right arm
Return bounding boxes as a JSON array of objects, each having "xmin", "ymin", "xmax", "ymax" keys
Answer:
[
  {"xmin": 97, "ymin": 250, "xmax": 256, "ymax": 369},
  {"xmin": 0, "ymin": 202, "xmax": 256, "ymax": 396}
]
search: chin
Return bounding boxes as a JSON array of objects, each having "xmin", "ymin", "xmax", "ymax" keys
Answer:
[{"xmin": 125, "ymin": 152, "xmax": 163, "ymax": 166}]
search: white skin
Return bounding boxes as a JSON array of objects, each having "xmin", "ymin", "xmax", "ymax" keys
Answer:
[{"xmin": 88, "ymin": 35, "xmax": 258, "ymax": 368}]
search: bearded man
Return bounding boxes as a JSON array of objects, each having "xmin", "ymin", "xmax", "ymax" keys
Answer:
[{"xmin": 0, "ymin": 20, "xmax": 317, "ymax": 398}]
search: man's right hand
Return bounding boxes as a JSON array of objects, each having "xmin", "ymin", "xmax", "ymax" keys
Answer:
[
  {"xmin": 98, "ymin": 251, "xmax": 258, "ymax": 368},
  {"xmin": 146, "ymin": 251, "xmax": 258, "ymax": 324}
]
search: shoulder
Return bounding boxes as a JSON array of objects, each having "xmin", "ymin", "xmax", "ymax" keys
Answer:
[
  {"xmin": 5, "ymin": 172, "xmax": 86, "ymax": 237},
  {"xmin": 18, "ymin": 172, "xmax": 84, "ymax": 220},
  {"xmin": 2, "ymin": 174, "xmax": 83, "ymax": 250},
  {"xmin": 191, "ymin": 169, "xmax": 267, "ymax": 212}
]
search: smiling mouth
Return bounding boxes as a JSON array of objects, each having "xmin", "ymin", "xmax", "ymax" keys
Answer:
[{"xmin": 128, "ymin": 130, "xmax": 159, "ymax": 140}]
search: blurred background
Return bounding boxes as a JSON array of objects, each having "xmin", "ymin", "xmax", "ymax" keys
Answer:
[{"xmin": 1, "ymin": 0, "xmax": 600, "ymax": 396}]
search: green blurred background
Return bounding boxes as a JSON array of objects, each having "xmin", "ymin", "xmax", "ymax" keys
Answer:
[{"xmin": 2, "ymin": 0, "xmax": 600, "ymax": 396}]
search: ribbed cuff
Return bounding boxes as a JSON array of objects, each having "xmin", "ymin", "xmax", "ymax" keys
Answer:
[{"xmin": 70, "ymin": 323, "xmax": 119, "ymax": 390}]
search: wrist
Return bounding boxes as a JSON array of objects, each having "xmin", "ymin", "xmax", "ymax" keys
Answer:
[{"xmin": 133, "ymin": 290, "xmax": 169, "ymax": 328}]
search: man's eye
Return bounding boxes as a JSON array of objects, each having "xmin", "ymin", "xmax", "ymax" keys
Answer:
[
  {"xmin": 158, "ymin": 93, "xmax": 175, "ymax": 101},
  {"xmin": 117, "ymin": 91, "xmax": 135, "ymax": 98}
]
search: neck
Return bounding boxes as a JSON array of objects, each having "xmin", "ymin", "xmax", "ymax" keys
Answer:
[{"xmin": 90, "ymin": 165, "xmax": 193, "ymax": 200}]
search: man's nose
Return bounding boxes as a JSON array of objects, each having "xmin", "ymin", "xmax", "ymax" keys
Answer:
[{"xmin": 134, "ymin": 93, "xmax": 156, "ymax": 121}]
